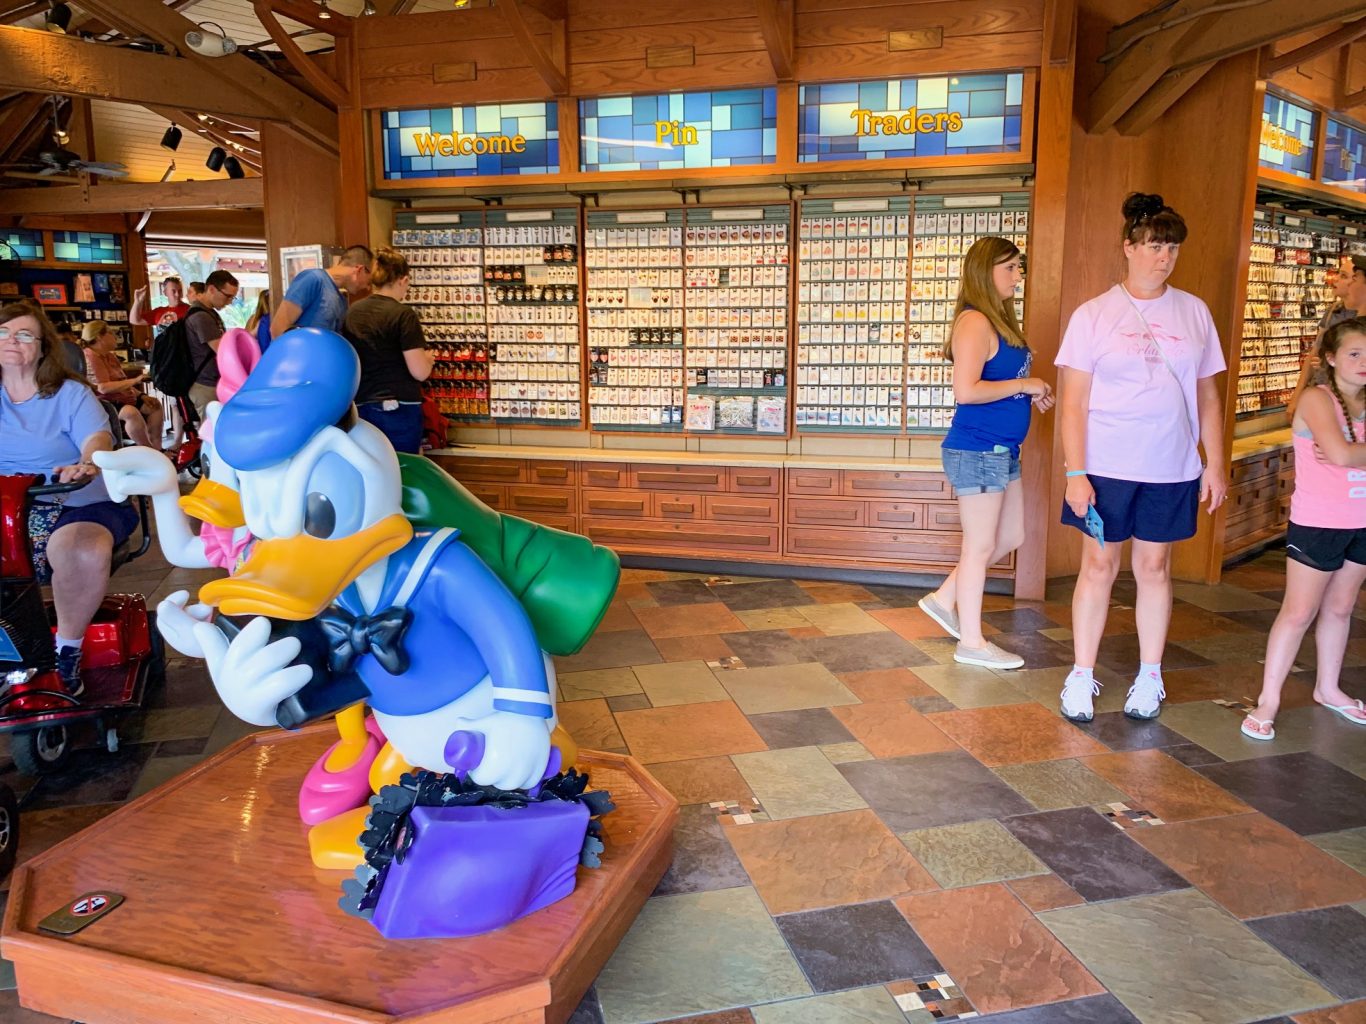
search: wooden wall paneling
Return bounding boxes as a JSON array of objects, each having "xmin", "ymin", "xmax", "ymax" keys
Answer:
[
  {"xmin": 794, "ymin": 0, "xmax": 1042, "ymax": 47},
  {"xmin": 795, "ymin": 34, "xmax": 1043, "ymax": 82},
  {"xmin": 123, "ymin": 221, "xmax": 152, "ymax": 353},
  {"xmin": 337, "ymin": 35, "xmax": 371, "ymax": 247},
  {"xmin": 260, "ymin": 121, "xmax": 341, "ymax": 302}
]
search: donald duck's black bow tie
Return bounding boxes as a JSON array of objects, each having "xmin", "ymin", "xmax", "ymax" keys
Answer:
[{"xmin": 318, "ymin": 605, "xmax": 413, "ymax": 676}]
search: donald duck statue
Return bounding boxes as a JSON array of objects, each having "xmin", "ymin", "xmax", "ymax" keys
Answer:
[{"xmin": 148, "ymin": 328, "xmax": 619, "ymax": 940}]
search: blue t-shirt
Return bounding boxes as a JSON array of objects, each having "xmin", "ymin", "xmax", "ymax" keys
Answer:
[
  {"xmin": 942, "ymin": 333, "xmax": 1034, "ymax": 457},
  {"xmin": 0, "ymin": 379, "xmax": 112, "ymax": 506},
  {"xmin": 256, "ymin": 312, "xmax": 273, "ymax": 353},
  {"xmin": 282, "ymin": 268, "xmax": 346, "ymax": 334}
]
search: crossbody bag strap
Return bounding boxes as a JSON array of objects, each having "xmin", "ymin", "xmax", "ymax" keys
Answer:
[{"xmin": 1119, "ymin": 285, "xmax": 1204, "ymax": 467}]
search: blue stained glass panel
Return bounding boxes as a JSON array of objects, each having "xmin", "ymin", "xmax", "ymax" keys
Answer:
[
  {"xmin": 798, "ymin": 73, "xmax": 1026, "ymax": 162},
  {"xmin": 0, "ymin": 230, "xmax": 43, "ymax": 261},
  {"xmin": 579, "ymin": 88, "xmax": 777, "ymax": 172},
  {"xmin": 1259, "ymin": 92, "xmax": 1316, "ymax": 179},
  {"xmin": 1324, "ymin": 117, "xmax": 1366, "ymax": 194},
  {"xmin": 51, "ymin": 231, "xmax": 121, "ymax": 265},
  {"xmin": 379, "ymin": 101, "xmax": 559, "ymax": 180}
]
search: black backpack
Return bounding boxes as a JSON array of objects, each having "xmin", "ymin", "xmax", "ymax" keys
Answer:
[{"xmin": 149, "ymin": 307, "xmax": 216, "ymax": 398}]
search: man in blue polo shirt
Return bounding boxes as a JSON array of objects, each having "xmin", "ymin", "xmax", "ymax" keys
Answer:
[{"xmin": 271, "ymin": 245, "xmax": 373, "ymax": 337}]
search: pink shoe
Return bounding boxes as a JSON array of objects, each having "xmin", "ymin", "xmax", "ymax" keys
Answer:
[{"xmin": 298, "ymin": 715, "xmax": 387, "ymax": 824}]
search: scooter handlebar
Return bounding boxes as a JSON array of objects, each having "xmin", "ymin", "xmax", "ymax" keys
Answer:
[{"xmin": 27, "ymin": 477, "xmax": 89, "ymax": 498}]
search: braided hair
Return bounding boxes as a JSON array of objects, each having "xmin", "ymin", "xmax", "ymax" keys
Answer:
[
  {"xmin": 1121, "ymin": 192, "xmax": 1188, "ymax": 246},
  {"xmin": 1318, "ymin": 316, "xmax": 1366, "ymax": 441}
]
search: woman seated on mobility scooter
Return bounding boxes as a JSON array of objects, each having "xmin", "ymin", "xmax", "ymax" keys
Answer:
[{"xmin": 0, "ymin": 302, "xmax": 138, "ymax": 696}]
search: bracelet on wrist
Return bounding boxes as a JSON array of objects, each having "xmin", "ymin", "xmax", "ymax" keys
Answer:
[{"xmin": 1065, "ymin": 470, "xmax": 1088, "ymax": 478}]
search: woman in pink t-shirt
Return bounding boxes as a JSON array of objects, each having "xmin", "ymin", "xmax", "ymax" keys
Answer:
[
  {"xmin": 1054, "ymin": 193, "xmax": 1229, "ymax": 723},
  {"xmin": 1243, "ymin": 318, "xmax": 1366, "ymax": 739}
]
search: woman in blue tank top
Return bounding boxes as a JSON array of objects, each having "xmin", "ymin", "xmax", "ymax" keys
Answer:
[{"xmin": 916, "ymin": 237, "xmax": 1053, "ymax": 669}]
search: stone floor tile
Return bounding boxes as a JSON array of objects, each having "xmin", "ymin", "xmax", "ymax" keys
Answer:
[
  {"xmin": 733, "ymin": 607, "xmax": 812, "ymax": 632},
  {"xmin": 896, "ymin": 883, "xmax": 1104, "ymax": 1014},
  {"xmin": 991, "ymin": 760, "xmax": 1129, "ymax": 812},
  {"xmin": 718, "ymin": 663, "xmax": 860, "ymax": 716},
  {"xmin": 1080, "ymin": 748, "xmax": 1252, "ymax": 822},
  {"xmin": 633, "ymin": 602, "xmax": 747, "ymax": 640},
  {"xmin": 1249, "ymin": 907, "xmax": 1366, "ymax": 1001},
  {"xmin": 115, "ymin": 705, "xmax": 220, "ymax": 746},
  {"xmin": 1160, "ymin": 700, "xmax": 1316, "ymax": 761},
  {"xmin": 722, "ymin": 630, "xmax": 815, "ymax": 669},
  {"xmin": 909, "ymin": 663, "xmax": 1032, "ymax": 710},
  {"xmin": 558, "ymin": 667, "xmax": 644, "ymax": 701},
  {"xmin": 1008, "ymin": 665, "xmax": 1131, "ymax": 716},
  {"xmin": 731, "ymin": 746, "xmax": 867, "ymax": 820},
  {"xmin": 556, "ymin": 698, "xmax": 625, "ymax": 752},
  {"xmin": 1039, "ymin": 888, "xmax": 1335, "ymax": 1024},
  {"xmin": 1160, "ymin": 742, "xmax": 1226, "ymax": 767},
  {"xmin": 652, "ymin": 633, "xmax": 736, "ymax": 664},
  {"xmin": 1067, "ymin": 711, "xmax": 1193, "ymax": 752},
  {"xmin": 1197, "ymin": 753, "xmax": 1366, "ymax": 835},
  {"xmin": 908, "ymin": 695, "xmax": 958, "ymax": 714},
  {"xmin": 1000, "ymin": 807, "xmax": 1188, "ymax": 903},
  {"xmin": 1094, "ymin": 633, "xmax": 1214, "ymax": 675},
  {"xmin": 981, "ymin": 607, "xmax": 1056, "ymax": 633},
  {"xmin": 1007, "ymin": 873, "xmax": 1086, "ymax": 912},
  {"xmin": 836, "ymin": 668, "xmax": 937, "ymax": 702},
  {"xmin": 838, "ymin": 751, "xmax": 1033, "ymax": 832},
  {"xmin": 632, "ymin": 661, "xmax": 730, "ymax": 707},
  {"xmin": 712, "ymin": 580, "xmax": 816, "ymax": 612},
  {"xmin": 775, "ymin": 900, "xmax": 942, "ymax": 993},
  {"xmin": 597, "ymin": 602, "xmax": 642, "ymax": 632},
  {"xmin": 750, "ymin": 986, "xmax": 905, "ymax": 1024},
  {"xmin": 1308, "ymin": 827, "xmax": 1366, "ymax": 873},
  {"xmin": 607, "ymin": 694, "xmax": 651, "ymax": 712},
  {"xmin": 860, "ymin": 583, "xmax": 931, "ymax": 608},
  {"xmin": 725, "ymin": 808, "xmax": 936, "ymax": 915},
  {"xmin": 654, "ymin": 803, "xmax": 752, "ymax": 898},
  {"xmin": 647, "ymin": 579, "xmax": 726, "ymax": 606},
  {"xmin": 795, "ymin": 581, "xmax": 879, "ymax": 605},
  {"xmin": 594, "ymin": 887, "xmax": 810, "ymax": 1024},
  {"xmin": 554, "ymin": 629, "xmax": 662, "ymax": 673},
  {"xmin": 960, "ymin": 994, "xmax": 1141, "ymax": 1023},
  {"xmin": 806, "ymin": 631, "xmax": 937, "ymax": 673},
  {"xmin": 1292, "ymin": 1000, "xmax": 1366, "ymax": 1023},
  {"xmin": 829, "ymin": 701, "xmax": 960, "ymax": 759},
  {"xmin": 1172, "ymin": 582, "xmax": 1282, "ymax": 612},
  {"xmin": 1132, "ymin": 813, "xmax": 1366, "ymax": 919},
  {"xmin": 646, "ymin": 756, "xmax": 755, "ymax": 806},
  {"xmin": 819, "ymin": 741, "xmax": 873, "ymax": 764},
  {"xmin": 746, "ymin": 709, "xmax": 855, "ymax": 750},
  {"xmin": 655, "ymin": 1012, "xmax": 754, "ymax": 1024},
  {"xmin": 929, "ymin": 703, "xmax": 1111, "ymax": 767},
  {"xmin": 988, "ymin": 631, "xmax": 1075, "ymax": 670},
  {"xmin": 615, "ymin": 701, "xmax": 767, "ymax": 764},
  {"xmin": 793, "ymin": 602, "xmax": 888, "ymax": 636},
  {"xmin": 898, "ymin": 819, "xmax": 1047, "ymax": 889},
  {"xmin": 910, "ymin": 636, "xmax": 962, "ymax": 665}
]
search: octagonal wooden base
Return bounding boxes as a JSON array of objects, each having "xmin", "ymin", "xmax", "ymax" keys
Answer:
[{"xmin": 1, "ymin": 723, "xmax": 677, "ymax": 1024}]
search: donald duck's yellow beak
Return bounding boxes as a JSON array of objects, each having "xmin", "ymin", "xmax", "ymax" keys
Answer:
[
  {"xmin": 198, "ymin": 513, "xmax": 413, "ymax": 621},
  {"xmin": 179, "ymin": 478, "xmax": 245, "ymax": 529}
]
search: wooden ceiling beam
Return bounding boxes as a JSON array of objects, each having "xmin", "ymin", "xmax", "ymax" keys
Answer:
[
  {"xmin": 251, "ymin": 0, "xmax": 347, "ymax": 107},
  {"xmin": 0, "ymin": 91, "xmax": 45, "ymax": 153},
  {"xmin": 147, "ymin": 106, "xmax": 263, "ymax": 157},
  {"xmin": 499, "ymin": 0, "xmax": 567, "ymax": 96},
  {"xmin": 1168, "ymin": 0, "xmax": 1366, "ymax": 72},
  {"xmin": 260, "ymin": 0, "xmax": 353, "ymax": 36},
  {"xmin": 75, "ymin": 0, "xmax": 337, "ymax": 153},
  {"xmin": 1115, "ymin": 61, "xmax": 1215, "ymax": 136},
  {"xmin": 1343, "ymin": 86, "xmax": 1366, "ymax": 109},
  {"xmin": 0, "ymin": 97, "xmax": 59, "ymax": 166},
  {"xmin": 1263, "ymin": 18, "xmax": 1366, "ymax": 77},
  {"xmin": 0, "ymin": 176, "xmax": 263, "ymax": 215},
  {"xmin": 1090, "ymin": 16, "xmax": 1215, "ymax": 132},
  {"xmin": 755, "ymin": 0, "xmax": 794, "ymax": 81},
  {"xmin": 1044, "ymin": 0, "xmax": 1077, "ymax": 66},
  {"xmin": 382, "ymin": 0, "xmax": 420, "ymax": 13},
  {"xmin": 0, "ymin": 2, "xmax": 44, "ymax": 25}
]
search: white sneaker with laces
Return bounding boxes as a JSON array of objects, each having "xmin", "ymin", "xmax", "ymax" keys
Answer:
[
  {"xmin": 1060, "ymin": 671, "xmax": 1100, "ymax": 723},
  {"xmin": 1124, "ymin": 671, "xmax": 1166, "ymax": 720}
]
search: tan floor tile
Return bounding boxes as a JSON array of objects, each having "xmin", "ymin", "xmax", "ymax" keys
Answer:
[
  {"xmin": 719, "ymin": 663, "xmax": 860, "ymax": 715},
  {"xmin": 786, "ymin": 626, "xmax": 824, "ymax": 639},
  {"xmin": 837, "ymin": 668, "xmax": 937, "ymax": 702},
  {"xmin": 557, "ymin": 697, "xmax": 625, "ymax": 751},
  {"xmin": 899, "ymin": 820, "xmax": 1048, "ymax": 889},
  {"xmin": 819, "ymin": 741, "xmax": 874, "ymax": 764},
  {"xmin": 634, "ymin": 602, "xmax": 746, "ymax": 639},
  {"xmin": 647, "ymin": 755, "xmax": 755, "ymax": 806},
  {"xmin": 1007, "ymin": 873, "xmax": 1085, "ymax": 912},
  {"xmin": 992, "ymin": 759, "xmax": 1129, "ymax": 811},
  {"xmin": 796, "ymin": 581, "xmax": 879, "ymax": 604},
  {"xmin": 598, "ymin": 601, "xmax": 642, "ymax": 632},
  {"xmin": 734, "ymin": 607, "xmax": 811, "ymax": 631},
  {"xmin": 1308, "ymin": 827, "xmax": 1366, "ymax": 873},
  {"xmin": 911, "ymin": 663, "xmax": 1032, "ymax": 709},
  {"xmin": 653, "ymin": 634, "xmax": 736, "ymax": 664},
  {"xmin": 793, "ymin": 602, "xmax": 888, "ymax": 636},
  {"xmin": 558, "ymin": 667, "xmax": 643, "ymax": 701},
  {"xmin": 727, "ymin": 809, "xmax": 937, "ymax": 915},
  {"xmin": 931, "ymin": 704, "xmax": 1110, "ymax": 767},
  {"xmin": 633, "ymin": 660, "xmax": 730, "ymax": 707},
  {"xmin": 615, "ymin": 700, "xmax": 767, "ymax": 763},
  {"xmin": 912, "ymin": 637, "xmax": 961, "ymax": 665},
  {"xmin": 1081, "ymin": 748, "xmax": 1252, "ymax": 822},
  {"xmin": 616, "ymin": 581, "xmax": 658, "ymax": 607},
  {"xmin": 732, "ymin": 746, "xmax": 867, "ymax": 820},
  {"xmin": 830, "ymin": 701, "xmax": 960, "ymax": 759}
]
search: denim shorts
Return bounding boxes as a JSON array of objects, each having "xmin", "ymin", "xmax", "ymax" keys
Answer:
[{"xmin": 941, "ymin": 447, "xmax": 1021, "ymax": 496}]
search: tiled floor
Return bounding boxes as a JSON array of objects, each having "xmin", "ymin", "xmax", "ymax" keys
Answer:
[{"xmin": 3, "ymin": 546, "xmax": 1366, "ymax": 1024}]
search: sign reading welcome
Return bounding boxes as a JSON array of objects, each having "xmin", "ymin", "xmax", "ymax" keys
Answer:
[
  {"xmin": 381, "ymin": 102, "xmax": 559, "ymax": 180},
  {"xmin": 1259, "ymin": 92, "xmax": 1316, "ymax": 180},
  {"xmin": 799, "ymin": 74, "xmax": 1025, "ymax": 163},
  {"xmin": 579, "ymin": 89, "xmax": 777, "ymax": 173}
]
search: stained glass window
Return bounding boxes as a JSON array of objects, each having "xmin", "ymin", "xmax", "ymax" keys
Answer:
[
  {"xmin": 580, "ymin": 89, "xmax": 777, "ymax": 172},
  {"xmin": 0, "ymin": 230, "xmax": 43, "ymax": 261},
  {"xmin": 51, "ymin": 231, "xmax": 122, "ymax": 265},
  {"xmin": 1323, "ymin": 117, "xmax": 1366, "ymax": 194},
  {"xmin": 1259, "ymin": 93, "xmax": 1316, "ymax": 179},
  {"xmin": 382, "ymin": 102, "xmax": 559, "ymax": 180}
]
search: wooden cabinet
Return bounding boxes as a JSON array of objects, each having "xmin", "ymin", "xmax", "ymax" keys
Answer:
[{"xmin": 1224, "ymin": 444, "xmax": 1292, "ymax": 563}]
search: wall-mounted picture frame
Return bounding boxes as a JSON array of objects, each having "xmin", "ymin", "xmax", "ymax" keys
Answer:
[
  {"xmin": 73, "ymin": 273, "xmax": 95, "ymax": 303},
  {"xmin": 108, "ymin": 274, "xmax": 126, "ymax": 304},
  {"xmin": 32, "ymin": 283, "xmax": 67, "ymax": 306},
  {"xmin": 92, "ymin": 272, "xmax": 110, "ymax": 294}
]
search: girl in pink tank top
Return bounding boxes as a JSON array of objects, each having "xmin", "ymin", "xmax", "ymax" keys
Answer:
[{"xmin": 1244, "ymin": 318, "xmax": 1366, "ymax": 740}]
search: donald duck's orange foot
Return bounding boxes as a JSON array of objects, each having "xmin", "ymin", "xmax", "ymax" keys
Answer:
[
  {"xmin": 298, "ymin": 716, "xmax": 385, "ymax": 825},
  {"xmin": 308, "ymin": 806, "xmax": 370, "ymax": 871}
]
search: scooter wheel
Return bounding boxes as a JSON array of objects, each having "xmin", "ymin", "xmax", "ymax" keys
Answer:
[
  {"xmin": 11, "ymin": 726, "xmax": 72, "ymax": 777},
  {"xmin": 0, "ymin": 785, "xmax": 19, "ymax": 878}
]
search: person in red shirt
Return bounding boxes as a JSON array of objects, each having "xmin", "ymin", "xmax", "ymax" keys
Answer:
[
  {"xmin": 130, "ymin": 276, "xmax": 191, "ymax": 331},
  {"xmin": 81, "ymin": 320, "xmax": 164, "ymax": 449}
]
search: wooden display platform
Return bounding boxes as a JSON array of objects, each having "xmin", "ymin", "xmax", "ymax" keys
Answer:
[{"xmin": 1, "ymin": 724, "xmax": 678, "ymax": 1024}]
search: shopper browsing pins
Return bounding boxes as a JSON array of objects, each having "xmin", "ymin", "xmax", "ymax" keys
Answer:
[
  {"xmin": 1243, "ymin": 316, "xmax": 1366, "ymax": 739},
  {"xmin": 1055, "ymin": 193, "xmax": 1228, "ymax": 722},
  {"xmin": 918, "ymin": 237, "xmax": 1053, "ymax": 669}
]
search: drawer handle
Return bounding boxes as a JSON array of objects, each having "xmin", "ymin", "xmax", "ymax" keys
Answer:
[
  {"xmin": 660, "ymin": 502, "xmax": 694, "ymax": 513},
  {"xmin": 713, "ymin": 504, "xmax": 766, "ymax": 518},
  {"xmin": 638, "ymin": 471, "xmax": 720, "ymax": 486},
  {"xmin": 735, "ymin": 474, "xmax": 771, "ymax": 487}
]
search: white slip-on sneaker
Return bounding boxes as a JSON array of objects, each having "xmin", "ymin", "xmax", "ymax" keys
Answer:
[
  {"xmin": 1060, "ymin": 671, "xmax": 1100, "ymax": 723},
  {"xmin": 954, "ymin": 641, "xmax": 1025, "ymax": 670},
  {"xmin": 1124, "ymin": 671, "xmax": 1166, "ymax": 720}
]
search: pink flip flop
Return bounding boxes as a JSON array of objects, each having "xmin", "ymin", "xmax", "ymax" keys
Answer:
[
  {"xmin": 298, "ymin": 715, "xmax": 387, "ymax": 824},
  {"xmin": 1320, "ymin": 699, "xmax": 1366, "ymax": 726}
]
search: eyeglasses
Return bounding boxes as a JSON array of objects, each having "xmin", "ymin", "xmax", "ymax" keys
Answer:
[{"xmin": 0, "ymin": 327, "xmax": 38, "ymax": 344}]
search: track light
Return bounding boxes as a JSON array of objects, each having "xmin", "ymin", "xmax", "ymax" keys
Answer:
[
  {"xmin": 205, "ymin": 146, "xmax": 226, "ymax": 172},
  {"xmin": 45, "ymin": 2, "xmax": 71, "ymax": 33},
  {"xmin": 160, "ymin": 124, "xmax": 182, "ymax": 151},
  {"xmin": 360, "ymin": 0, "xmax": 377, "ymax": 12},
  {"xmin": 52, "ymin": 127, "xmax": 70, "ymax": 146},
  {"xmin": 317, "ymin": 0, "xmax": 332, "ymax": 18},
  {"xmin": 223, "ymin": 156, "xmax": 245, "ymax": 179}
]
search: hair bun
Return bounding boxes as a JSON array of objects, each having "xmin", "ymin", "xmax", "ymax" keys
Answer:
[{"xmin": 1123, "ymin": 192, "xmax": 1165, "ymax": 221}]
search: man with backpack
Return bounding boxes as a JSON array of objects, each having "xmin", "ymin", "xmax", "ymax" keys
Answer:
[{"xmin": 149, "ymin": 269, "xmax": 238, "ymax": 422}]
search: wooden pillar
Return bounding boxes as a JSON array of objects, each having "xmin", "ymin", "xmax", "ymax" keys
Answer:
[
  {"xmin": 335, "ymin": 35, "xmax": 371, "ymax": 247},
  {"xmin": 123, "ymin": 218, "xmax": 152, "ymax": 352},
  {"xmin": 260, "ymin": 121, "xmax": 341, "ymax": 303}
]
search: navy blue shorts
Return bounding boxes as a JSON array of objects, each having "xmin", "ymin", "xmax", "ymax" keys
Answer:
[
  {"xmin": 357, "ymin": 401, "xmax": 423, "ymax": 455},
  {"xmin": 1061, "ymin": 474, "xmax": 1200, "ymax": 544},
  {"xmin": 29, "ymin": 500, "xmax": 139, "ymax": 583}
]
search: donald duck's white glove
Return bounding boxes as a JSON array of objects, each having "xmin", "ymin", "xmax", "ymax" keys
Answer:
[
  {"xmin": 462, "ymin": 711, "xmax": 553, "ymax": 791},
  {"xmin": 193, "ymin": 615, "xmax": 314, "ymax": 728},
  {"xmin": 156, "ymin": 590, "xmax": 214, "ymax": 658},
  {"xmin": 92, "ymin": 446, "xmax": 179, "ymax": 501}
]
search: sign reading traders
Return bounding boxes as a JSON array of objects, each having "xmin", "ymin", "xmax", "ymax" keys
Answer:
[{"xmin": 380, "ymin": 101, "xmax": 559, "ymax": 181}]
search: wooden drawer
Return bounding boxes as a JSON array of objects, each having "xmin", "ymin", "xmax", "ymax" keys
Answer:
[
  {"xmin": 506, "ymin": 484, "xmax": 576, "ymax": 517},
  {"xmin": 434, "ymin": 456, "xmax": 525, "ymax": 484},
  {"xmin": 465, "ymin": 482, "xmax": 506, "ymax": 510},
  {"xmin": 728, "ymin": 466, "xmax": 781, "ymax": 495},
  {"xmin": 1277, "ymin": 473, "xmax": 1293, "ymax": 500},
  {"xmin": 923, "ymin": 502, "xmax": 963, "ymax": 532},
  {"xmin": 1227, "ymin": 479, "xmax": 1279, "ymax": 515},
  {"xmin": 528, "ymin": 460, "xmax": 575, "ymax": 487},
  {"xmin": 581, "ymin": 462, "xmax": 629, "ymax": 489},
  {"xmin": 787, "ymin": 497, "xmax": 865, "ymax": 528},
  {"xmin": 704, "ymin": 495, "xmax": 780, "ymax": 525},
  {"xmin": 631, "ymin": 464, "xmax": 726, "ymax": 492},
  {"xmin": 842, "ymin": 470, "xmax": 949, "ymax": 499},
  {"xmin": 582, "ymin": 489, "xmax": 650, "ymax": 518},
  {"xmin": 1230, "ymin": 450, "xmax": 1283, "ymax": 486},
  {"xmin": 787, "ymin": 468, "xmax": 841, "ymax": 495},
  {"xmin": 584, "ymin": 518, "xmax": 780, "ymax": 556},
  {"xmin": 515, "ymin": 512, "xmax": 577, "ymax": 535},
  {"xmin": 868, "ymin": 501, "xmax": 926, "ymax": 530},
  {"xmin": 655, "ymin": 492, "xmax": 703, "ymax": 521},
  {"xmin": 785, "ymin": 526, "xmax": 962, "ymax": 565}
]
